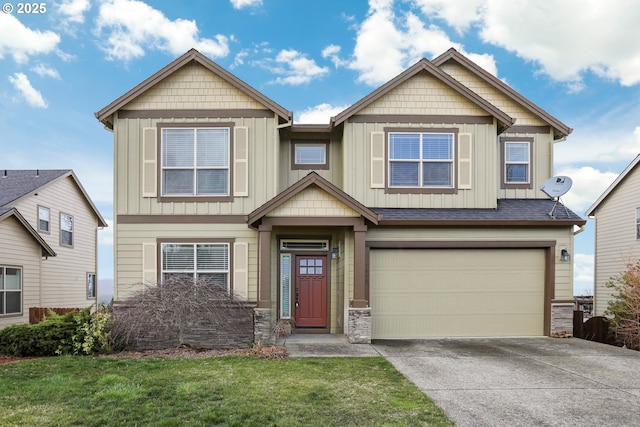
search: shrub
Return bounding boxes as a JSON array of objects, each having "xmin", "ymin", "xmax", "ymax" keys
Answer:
[{"xmin": 604, "ymin": 259, "xmax": 640, "ymax": 350}]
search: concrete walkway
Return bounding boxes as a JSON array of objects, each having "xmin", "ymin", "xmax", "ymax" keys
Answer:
[{"xmin": 286, "ymin": 336, "xmax": 640, "ymax": 426}]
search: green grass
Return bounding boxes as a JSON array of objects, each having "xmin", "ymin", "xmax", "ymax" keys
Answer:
[{"xmin": 0, "ymin": 355, "xmax": 453, "ymax": 427}]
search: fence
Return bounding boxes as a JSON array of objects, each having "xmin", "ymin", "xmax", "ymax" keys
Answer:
[
  {"xmin": 573, "ymin": 310, "xmax": 612, "ymax": 344},
  {"xmin": 29, "ymin": 307, "xmax": 81, "ymax": 324}
]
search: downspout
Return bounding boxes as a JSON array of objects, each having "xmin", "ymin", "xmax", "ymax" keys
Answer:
[{"xmin": 274, "ymin": 114, "xmax": 293, "ymax": 196}]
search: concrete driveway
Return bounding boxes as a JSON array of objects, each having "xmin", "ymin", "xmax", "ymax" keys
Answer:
[{"xmin": 374, "ymin": 338, "xmax": 640, "ymax": 427}]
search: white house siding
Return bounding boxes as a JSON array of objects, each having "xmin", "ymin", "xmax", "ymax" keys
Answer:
[
  {"xmin": 0, "ymin": 216, "xmax": 42, "ymax": 327},
  {"xmin": 592, "ymin": 166, "xmax": 640, "ymax": 315},
  {"xmin": 12, "ymin": 176, "xmax": 99, "ymax": 308}
]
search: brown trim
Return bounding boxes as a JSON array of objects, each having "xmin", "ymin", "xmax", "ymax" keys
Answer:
[
  {"xmin": 119, "ymin": 109, "xmax": 274, "ymax": 119},
  {"xmin": 500, "ymin": 136, "xmax": 534, "ymax": 190},
  {"xmin": 350, "ymin": 114, "xmax": 494, "ymax": 124},
  {"xmin": 157, "ymin": 122, "xmax": 235, "ymax": 202},
  {"xmin": 258, "ymin": 225, "xmax": 272, "ymax": 308},
  {"xmin": 505, "ymin": 125, "xmax": 551, "ymax": 134},
  {"xmin": 117, "ymin": 215, "xmax": 247, "ymax": 224},
  {"xmin": 291, "ymin": 140, "xmax": 330, "ymax": 170},
  {"xmin": 351, "ymin": 227, "xmax": 368, "ymax": 308},
  {"xmin": 262, "ymin": 217, "xmax": 365, "ymax": 227},
  {"xmin": 365, "ymin": 240, "xmax": 556, "ymax": 337}
]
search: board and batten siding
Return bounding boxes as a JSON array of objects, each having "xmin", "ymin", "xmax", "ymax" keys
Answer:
[
  {"xmin": 0, "ymin": 216, "xmax": 43, "ymax": 327},
  {"xmin": 592, "ymin": 166, "xmax": 640, "ymax": 315},
  {"xmin": 366, "ymin": 226, "xmax": 575, "ymax": 301},
  {"xmin": 278, "ymin": 136, "xmax": 344, "ymax": 191},
  {"xmin": 12, "ymin": 176, "xmax": 99, "ymax": 308},
  {"xmin": 342, "ymin": 121, "xmax": 499, "ymax": 209}
]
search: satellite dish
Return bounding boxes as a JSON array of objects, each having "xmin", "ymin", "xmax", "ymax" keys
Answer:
[{"xmin": 540, "ymin": 176, "xmax": 573, "ymax": 198}]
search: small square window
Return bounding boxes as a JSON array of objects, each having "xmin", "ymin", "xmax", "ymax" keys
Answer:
[{"xmin": 292, "ymin": 142, "xmax": 329, "ymax": 169}]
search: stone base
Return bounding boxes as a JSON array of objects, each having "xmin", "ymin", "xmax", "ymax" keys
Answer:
[
  {"xmin": 347, "ymin": 307, "xmax": 372, "ymax": 344},
  {"xmin": 551, "ymin": 302, "xmax": 574, "ymax": 337},
  {"xmin": 253, "ymin": 308, "xmax": 273, "ymax": 344}
]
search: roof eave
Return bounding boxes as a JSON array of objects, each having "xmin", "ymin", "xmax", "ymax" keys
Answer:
[
  {"xmin": 0, "ymin": 208, "xmax": 56, "ymax": 257},
  {"xmin": 586, "ymin": 153, "xmax": 640, "ymax": 216},
  {"xmin": 376, "ymin": 219, "xmax": 586, "ymax": 227}
]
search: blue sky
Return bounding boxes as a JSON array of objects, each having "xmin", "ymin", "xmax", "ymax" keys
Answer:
[{"xmin": 2, "ymin": 0, "xmax": 640, "ymax": 297}]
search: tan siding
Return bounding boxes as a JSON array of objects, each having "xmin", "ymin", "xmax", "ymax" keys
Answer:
[
  {"xmin": 0, "ymin": 217, "xmax": 42, "ymax": 327},
  {"xmin": 278, "ymin": 137, "xmax": 344, "ymax": 191},
  {"xmin": 266, "ymin": 187, "xmax": 360, "ymax": 217},
  {"xmin": 12, "ymin": 176, "xmax": 99, "ymax": 308},
  {"xmin": 592, "ymin": 166, "xmax": 640, "ymax": 315}
]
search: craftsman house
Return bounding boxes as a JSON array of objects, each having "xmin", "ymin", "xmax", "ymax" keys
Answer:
[
  {"xmin": 0, "ymin": 170, "xmax": 107, "ymax": 327},
  {"xmin": 96, "ymin": 48, "xmax": 585, "ymax": 342}
]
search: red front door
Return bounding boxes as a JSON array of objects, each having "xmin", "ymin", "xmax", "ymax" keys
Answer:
[{"xmin": 295, "ymin": 255, "xmax": 327, "ymax": 328}]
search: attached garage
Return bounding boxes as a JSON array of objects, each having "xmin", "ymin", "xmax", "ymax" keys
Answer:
[{"xmin": 369, "ymin": 247, "xmax": 547, "ymax": 338}]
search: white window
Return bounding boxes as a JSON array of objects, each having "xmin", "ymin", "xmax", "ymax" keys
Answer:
[
  {"xmin": 280, "ymin": 254, "xmax": 292, "ymax": 319},
  {"xmin": 504, "ymin": 141, "xmax": 530, "ymax": 184},
  {"xmin": 60, "ymin": 213, "xmax": 73, "ymax": 247},
  {"xmin": 0, "ymin": 266, "xmax": 22, "ymax": 315},
  {"xmin": 161, "ymin": 127, "xmax": 230, "ymax": 196},
  {"xmin": 294, "ymin": 143, "xmax": 327, "ymax": 167},
  {"xmin": 87, "ymin": 273, "xmax": 96, "ymax": 299},
  {"xmin": 38, "ymin": 206, "xmax": 50, "ymax": 233},
  {"xmin": 388, "ymin": 132, "xmax": 454, "ymax": 187},
  {"xmin": 161, "ymin": 243, "xmax": 229, "ymax": 289}
]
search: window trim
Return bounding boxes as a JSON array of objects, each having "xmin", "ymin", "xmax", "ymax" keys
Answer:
[
  {"xmin": 60, "ymin": 212, "xmax": 74, "ymax": 248},
  {"xmin": 500, "ymin": 136, "xmax": 534, "ymax": 189},
  {"xmin": 157, "ymin": 123, "xmax": 235, "ymax": 203},
  {"xmin": 0, "ymin": 265, "xmax": 22, "ymax": 316},
  {"xmin": 384, "ymin": 127, "xmax": 458, "ymax": 194},
  {"xmin": 636, "ymin": 208, "xmax": 640, "ymax": 240},
  {"xmin": 158, "ymin": 238, "xmax": 234, "ymax": 292},
  {"xmin": 37, "ymin": 205, "xmax": 50, "ymax": 234},
  {"xmin": 87, "ymin": 273, "xmax": 97, "ymax": 299},
  {"xmin": 291, "ymin": 141, "xmax": 330, "ymax": 170}
]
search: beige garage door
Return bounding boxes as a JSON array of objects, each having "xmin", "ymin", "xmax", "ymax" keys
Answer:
[{"xmin": 370, "ymin": 248, "xmax": 545, "ymax": 338}]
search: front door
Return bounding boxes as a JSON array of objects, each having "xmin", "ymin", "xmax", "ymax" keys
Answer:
[{"xmin": 295, "ymin": 255, "xmax": 327, "ymax": 328}]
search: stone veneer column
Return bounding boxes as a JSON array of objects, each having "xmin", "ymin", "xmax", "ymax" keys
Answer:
[
  {"xmin": 348, "ymin": 307, "xmax": 372, "ymax": 344},
  {"xmin": 550, "ymin": 301, "xmax": 574, "ymax": 337},
  {"xmin": 348, "ymin": 224, "xmax": 371, "ymax": 344}
]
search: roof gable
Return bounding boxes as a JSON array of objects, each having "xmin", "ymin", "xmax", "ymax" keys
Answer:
[
  {"xmin": 586, "ymin": 154, "xmax": 640, "ymax": 216},
  {"xmin": 432, "ymin": 48, "xmax": 572, "ymax": 140},
  {"xmin": 248, "ymin": 172, "xmax": 379, "ymax": 227},
  {"xmin": 0, "ymin": 207, "xmax": 56, "ymax": 257},
  {"xmin": 95, "ymin": 49, "xmax": 292, "ymax": 129},
  {"xmin": 331, "ymin": 57, "xmax": 514, "ymax": 131}
]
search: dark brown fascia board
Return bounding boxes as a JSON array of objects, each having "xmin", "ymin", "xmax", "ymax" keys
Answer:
[
  {"xmin": 248, "ymin": 172, "xmax": 380, "ymax": 227},
  {"xmin": 95, "ymin": 49, "xmax": 292, "ymax": 129},
  {"xmin": 331, "ymin": 57, "xmax": 515, "ymax": 131},
  {"xmin": 432, "ymin": 48, "xmax": 573, "ymax": 140},
  {"xmin": 0, "ymin": 208, "xmax": 56, "ymax": 257},
  {"xmin": 365, "ymin": 240, "xmax": 556, "ymax": 249},
  {"xmin": 375, "ymin": 219, "xmax": 586, "ymax": 227},
  {"xmin": 290, "ymin": 124, "xmax": 332, "ymax": 133},
  {"xmin": 117, "ymin": 214, "xmax": 247, "ymax": 224}
]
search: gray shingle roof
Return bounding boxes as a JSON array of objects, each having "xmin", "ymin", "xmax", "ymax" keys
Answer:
[
  {"xmin": 372, "ymin": 199, "xmax": 584, "ymax": 224},
  {"xmin": 0, "ymin": 170, "xmax": 70, "ymax": 207}
]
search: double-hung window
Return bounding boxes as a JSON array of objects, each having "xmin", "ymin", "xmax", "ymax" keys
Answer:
[
  {"xmin": 388, "ymin": 132, "xmax": 454, "ymax": 188},
  {"xmin": 60, "ymin": 213, "xmax": 73, "ymax": 247},
  {"xmin": 504, "ymin": 141, "xmax": 530, "ymax": 184},
  {"xmin": 161, "ymin": 243, "xmax": 229, "ymax": 289},
  {"xmin": 38, "ymin": 206, "xmax": 50, "ymax": 233},
  {"xmin": 161, "ymin": 127, "xmax": 230, "ymax": 196},
  {"xmin": 0, "ymin": 266, "xmax": 22, "ymax": 315}
]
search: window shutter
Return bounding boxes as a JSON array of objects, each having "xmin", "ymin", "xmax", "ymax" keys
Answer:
[
  {"xmin": 233, "ymin": 126, "xmax": 249, "ymax": 197},
  {"xmin": 142, "ymin": 243, "xmax": 157, "ymax": 284},
  {"xmin": 233, "ymin": 242, "xmax": 248, "ymax": 299},
  {"xmin": 458, "ymin": 133, "xmax": 472, "ymax": 189},
  {"xmin": 370, "ymin": 131, "xmax": 385, "ymax": 188},
  {"xmin": 142, "ymin": 127, "xmax": 157, "ymax": 197}
]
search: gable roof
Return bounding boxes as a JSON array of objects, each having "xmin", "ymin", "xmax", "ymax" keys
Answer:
[
  {"xmin": 248, "ymin": 172, "xmax": 379, "ymax": 227},
  {"xmin": 0, "ymin": 207, "xmax": 56, "ymax": 257},
  {"xmin": 432, "ymin": 48, "xmax": 572, "ymax": 140},
  {"xmin": 331, "ymin": 56, "xmax": 515, "ymax": 132},
  {"xmin": 95, "ymin": 49, "xmax": 292, "ymax": 129},
  {"xmin": 0, "ymin": 169, "xmax": 107, "ymax": 227},
  {"xmin": 585, "ymin": 154, "xmax": 640, "ymax": 217}
]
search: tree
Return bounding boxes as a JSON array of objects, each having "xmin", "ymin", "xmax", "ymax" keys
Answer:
[{"xmin": 604, "ymin": 259, "xmax": 640, "ymax": 350}]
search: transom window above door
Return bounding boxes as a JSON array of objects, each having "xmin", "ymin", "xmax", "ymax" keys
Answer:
[
  {"xmin": 388, "ymin": 132, "xmax": 454, "ymax": 188},
  {"xmin": 161, "ymin": 127, "xmax": 230, "ymax": 196}
]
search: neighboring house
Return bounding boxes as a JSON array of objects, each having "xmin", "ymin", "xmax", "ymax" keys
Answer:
[
  {"xmin": 0, "ymin": 170, "xmax": 107, "ymax": 328},
  {"xmin": 586, "ymin": 154, "xmax": 640, "ymax": 316},
  {"xmin": 95, "ymin": 48, "xmax": 585, "ymax": 343}
]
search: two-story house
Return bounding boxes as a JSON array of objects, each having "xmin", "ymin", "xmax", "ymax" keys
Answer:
[
  {"xmin": 0, "ymin": 170, "xmax": 107, "ymax": 327},
  {"xmin": 96, "ymin": 48, "xmax": 585, "ymax": 343}
]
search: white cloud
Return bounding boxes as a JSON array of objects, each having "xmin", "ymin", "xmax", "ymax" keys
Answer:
[
  {"xmin": 322, "ymin": 44, "xmax": 348, "ymax": 68},
  {"xmin": 555, "ymin": 166, "xmax": 618, "ymax": 214},
  {"xmin": 230, "ymin": 0, "xmax": 262, "ymax": 9},
  {"xmin": 269, "ymin": 49, "xmax": 330, "ymax": 85},
  {"xmin": 58, "ymin": 0, "xmax": 91, "ymax": 24},
  {"xmin": 413, "ymin": 0, "xmax": 484, "ymax": 34},
  {"xmin": 98, "ymin": 219, "xmax": 114, "ymax": 246},
  {"xmin": 95, "ymin": 0, "xmax": 230, "ymax": 61},
  {"xmin": 8, "ymin": 73, "xmax": 48, "ymax": 108},
  {"xmin": 556, "ymin": 126, "xmax": 640, "ymax": 166},
  {"xmin": 31, "ymin": 64, "xmax": 61, "ymax": 79},
  {"xmin": 0, "ymin": 14, "xmax": 60, "ymax": 63},
  {"xmin": 573, "ymin": 252, "xmax": 594, "ymax": 295},
  {"xmin": 296, "ymin": 103, "xmax": 351, "ymax": 124}
]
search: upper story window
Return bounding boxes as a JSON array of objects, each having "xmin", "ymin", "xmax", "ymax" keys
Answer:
[
  {"xmin": 161, "ymin": 127, "xmax": 230, "ymax": 196},
  {"xmin": 501, "ymin": 137, "xmax": 533, "ymax": 189},
  {"xmin": 292, "ymin": 141, "xmax": 329, "ymax": 170},
  {"xmin": 161, "ymin": 243, "xmax": 229, "ymax": 290},
  {"xmin": 38, "ymin": 206, "xmax": 50, "ymax": 233},
  {"xmin": 60, "ymin": 213, "xmax": 73, "ymax": 247},
  {"xmin": 388, "ymin": 132, "xmax": 454, "ymax": 188}
]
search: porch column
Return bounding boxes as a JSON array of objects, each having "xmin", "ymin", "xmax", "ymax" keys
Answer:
[
  {"xmin": 258, "ymin": 224, "xmax": 272, "ymax": 308},
  {"xmin": 351, "ymin": 224, "xmax": 368, "ymax": 308}
]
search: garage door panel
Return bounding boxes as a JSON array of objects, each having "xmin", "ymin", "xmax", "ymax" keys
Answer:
[{"xmin": 370, "ymin": 249, "xmax": 545, "ymax": 338}]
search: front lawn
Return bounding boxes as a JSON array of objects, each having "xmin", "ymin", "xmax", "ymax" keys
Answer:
[{"xmin": 0, "ymin": 355, "xmax": 453, "ymax": 427}]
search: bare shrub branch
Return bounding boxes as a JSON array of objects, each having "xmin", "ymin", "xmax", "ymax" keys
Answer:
[{"xmin": 605, "ymin": 259, "xmax": 640, "ymax": 350}]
